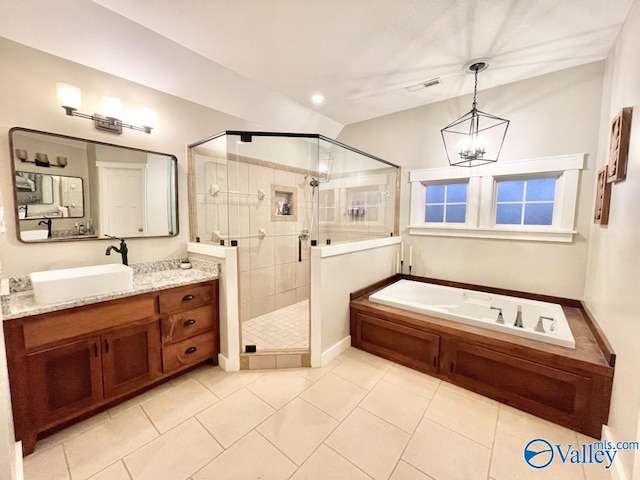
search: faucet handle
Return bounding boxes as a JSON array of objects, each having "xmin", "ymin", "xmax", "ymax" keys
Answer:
[
  {"xmin": 490, "ymin": 306, "xmax": 504, "ymax": 324},
  {"xmin": 105, "ymin": 234, "xmax": 125, "ymax": 242},
  {"xmin": 535, "ymin": 316, "xmax": 556, "ymax": 333}
]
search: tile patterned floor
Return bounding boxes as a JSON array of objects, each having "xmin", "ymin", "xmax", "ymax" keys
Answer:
[
  {"xmin": 23, "ymin": 347, "xmax": 611, "ymax": 480},
  {"xmin": 242, "ymin": 300, "xmax": 309, "ymax": 350}
]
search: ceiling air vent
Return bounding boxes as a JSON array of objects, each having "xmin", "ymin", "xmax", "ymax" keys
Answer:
[{"xmin": 405, "ymin": 77, "xmax": 441, "ymax": 92}]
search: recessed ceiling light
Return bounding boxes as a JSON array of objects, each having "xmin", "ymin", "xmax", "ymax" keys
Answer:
[{"xmin": 311, "ymin": 94, "xmax": 324, "ymax": 105}]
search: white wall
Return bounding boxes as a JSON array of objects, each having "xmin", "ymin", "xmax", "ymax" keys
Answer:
[
  {"xmin": 338, "ymin": 62, "xmax": 605, "ymax": 299},
  {"xmin": 0, "ymin": 37, "xmax": 258, "ymax": 277},
  {"xmin": 310, "ymin": 238, "xmax": 399, "ymax": 366},
  {"xmin": 584, "ymin": 2, "xmax": 640, "ymax": 477},
  {"xmin": 0, "ymin": 315, "xmax": 17, "ymax": 480}
]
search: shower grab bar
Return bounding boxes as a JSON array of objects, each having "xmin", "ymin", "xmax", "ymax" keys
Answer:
[
  {"xmin": 212, "ymin": 228, "xmax": 266, "ymax": 241},
  {"xmin": 209, "ymin": 184, "xmax": 265, "ymax": 200}
]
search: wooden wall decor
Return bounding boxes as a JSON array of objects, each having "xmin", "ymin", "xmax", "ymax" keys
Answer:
[
  {"xmin": 607, "ymin": 107, "xmax": 633, "ymax": 183},
  {"xmin": 594, "ymin": 166, "xmax": 611, "ymax": 224}
]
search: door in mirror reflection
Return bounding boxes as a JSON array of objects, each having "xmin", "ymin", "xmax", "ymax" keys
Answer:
[{"xmin": 10, "ymin": 127, "xmax": 178, "ymax": 242}]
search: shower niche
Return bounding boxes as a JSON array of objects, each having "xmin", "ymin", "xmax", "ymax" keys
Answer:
[
  {"xmin": 188, "ymin": 131, "xmax": 399, "ymax": 357},
  {"xmin": 271, "ymin": 185, "xmax": 297, "ymax": 221}
]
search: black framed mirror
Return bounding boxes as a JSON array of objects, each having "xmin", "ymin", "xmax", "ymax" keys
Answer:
[{"xmin": 10, "ymin": 127, "xmax": 178, "ymax": 242}]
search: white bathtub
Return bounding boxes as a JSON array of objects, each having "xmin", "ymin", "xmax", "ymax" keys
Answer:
[{"xmin": 369, "ymin": 279, "xmax": 575, "ymax": 349}]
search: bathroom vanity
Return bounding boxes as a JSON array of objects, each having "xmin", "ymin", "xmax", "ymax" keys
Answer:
[{"xmin": 3, "ymin": 272, "xmax": 219, "ymax": 455}]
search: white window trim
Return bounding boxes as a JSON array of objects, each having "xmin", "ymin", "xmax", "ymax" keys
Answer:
[{"xmin": 408, "ymin": 154, "xmax": 585, "ymax": 242}]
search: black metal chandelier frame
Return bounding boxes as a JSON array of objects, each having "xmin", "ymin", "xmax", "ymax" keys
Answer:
[{"xmin": 441, "ymin": 62, "xmax": 510, "ymax": 167}]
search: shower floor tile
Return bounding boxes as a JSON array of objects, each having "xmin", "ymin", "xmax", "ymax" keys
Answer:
[{"xmin": 242, "ymin": 300, "xmax": 309, "ymax": 351}]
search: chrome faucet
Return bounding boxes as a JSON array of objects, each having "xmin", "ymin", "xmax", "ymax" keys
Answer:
[
  {"xmin": 490, "ymin": 306, "xmax": 504, "ymax": 324},
  {"xmin": 38, "ymin": 218, "xmax": 52, "ymax": 238},
  {"xmin": 535, "ymin": 316, "xmax": 556, "ymax": 333},
  {"xmin": 105, "ymin": 235, "xmax": 128, "ymax": 265}
]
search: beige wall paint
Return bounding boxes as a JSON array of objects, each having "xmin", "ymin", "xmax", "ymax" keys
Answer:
[
  {"xmin": 584, "ymin": 1, "xmax": 640, "ymax": 477},
  {"xmin": 338, "ymin": 62, "xmax": 605, "ymax": 299},
  {"xmin": 0, "ymin": 38, "xmax": 260, "ymax": 476},
  {"xmin": 0, "ymin": 38, "xmax": 258, "ymax": 277}
]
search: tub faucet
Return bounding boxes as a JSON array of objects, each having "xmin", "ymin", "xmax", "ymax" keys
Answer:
[
  {"xmin": 490, "ymin": 306, "xmax": 504, "ymax": 324},
  {"xmin": 105, "ymin": 235, "xmax": 128, "ymax": 265},
  {"xmin": 514, "ymin": 305, "xmax": 523, "ymax": 328},
  {"xmin": 535, "ymin": 316, "xmax": 556, "ymax": 333},
  {"xmin": 38, "ymin": 218, "xmax": 52, "ymax": 238}
]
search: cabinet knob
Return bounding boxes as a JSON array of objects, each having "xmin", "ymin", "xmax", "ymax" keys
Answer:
[
  {"xmin": 183, "ymin": 319, "xmax": 196, "ymax": 326},
  {"xmin": 185, "ymin": 346, "xmax": 197, "ymax": 355},
  {"xmin": 182, "ymin": 294, "xmax": 195, "ymax": 302}
]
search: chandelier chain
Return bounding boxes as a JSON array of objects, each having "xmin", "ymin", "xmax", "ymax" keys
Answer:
[{"xmin": 472, "ymin": 68, "xmax": 478, "ymax": 109}]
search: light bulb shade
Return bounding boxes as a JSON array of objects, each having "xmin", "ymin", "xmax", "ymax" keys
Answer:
[
  {"xmin": 134, "ymin": 108, "xmax": 157, "ymax": 129},
  {"xmin": 101, "ymin": 96, "xmax": 123, "ymax": 119},
  {"xmin": 56, "ymin": 83, "xmax": 81, "ymax": 110},
  {"xmin": 441, "ymin": 109, "xmax": 509, "ymax": 167}
]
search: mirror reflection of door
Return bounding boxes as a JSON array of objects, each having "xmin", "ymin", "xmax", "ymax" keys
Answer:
[{"xmin": 98, "ymin": 163, "xmax": 146, "ymax": 237}]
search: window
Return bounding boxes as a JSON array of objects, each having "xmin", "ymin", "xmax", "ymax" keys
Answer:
[
  {"xmin": 425, "ymin": 183, "xmax": 467, "ymax": 223},
  {"xmin": 495, "ymin": 177, "xmax": 556, "ymax": 225},
  {"xmin": 408, "ymin": 154, "xmax": 584, "ymax": 242}
]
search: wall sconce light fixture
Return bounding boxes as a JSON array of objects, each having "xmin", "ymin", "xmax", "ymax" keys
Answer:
[
  {"xmin": 441, "ymin": 59, "xmax": 509, "ymax": 167},
  {"xmin": 15, "ymin": 149, "xmax": 67, "ymax": 168},
  {"xmin": 56, "ymin": 83, "xmax": 157, "ymax": 134}
]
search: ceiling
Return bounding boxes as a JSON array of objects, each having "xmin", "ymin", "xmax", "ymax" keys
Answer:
[{"xmin": 1, "ymin": 0, "xmax": 635, "ymax": 133}]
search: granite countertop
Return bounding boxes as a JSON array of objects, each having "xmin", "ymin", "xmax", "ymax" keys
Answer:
[{"xmin": 1, "ymin": 257, "xmax": 219, "ymax": 320}]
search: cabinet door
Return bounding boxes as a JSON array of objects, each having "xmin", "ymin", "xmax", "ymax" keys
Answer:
[
  {"xmin": 26, "ymin": 337, "xmax": 103, "ymax": 430},
  {"xmin": 102, "ymin": 319, "xmax": 162, "ymax": 399},
  {"xmin": 442, "ymin": 339, "xmax": 591, "ymax": 431},
  {"xmin": 352, "ymin": 312, "xmax": 440, "ymax": 374}
]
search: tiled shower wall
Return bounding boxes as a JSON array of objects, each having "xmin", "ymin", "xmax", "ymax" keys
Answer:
[{"xmin": 194, "ymin": 154, "xmax": 312, "ymax": 323}]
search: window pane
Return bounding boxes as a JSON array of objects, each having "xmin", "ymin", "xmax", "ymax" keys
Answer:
[
  {"xmin": 497, "ymin": 180, "xmax": 524, "ymax": 202},
  {"xmin": 524, "ymin": 203, "xmax": 553, "ymax": 225},
  {"xmin": 496, "ymin": 204, "xmax": 522, "ymax": 224},
  {"xmin": 426, "ymin": 185, "xmax": 445, "ymax": 204},
  {"xmin": 425, "ymin": 205, "xmax": 444, "ymax": 222},
  {"xmin": 526, "ymin": 178, "xmax": 556, "ymax": 201},
  {"xmin": 445, "ymin": 205, "xmax": 466, "ymax": 223},
  {"xmin": 446, "ymin": 183, "xmax": 467, "ymax": 203}
]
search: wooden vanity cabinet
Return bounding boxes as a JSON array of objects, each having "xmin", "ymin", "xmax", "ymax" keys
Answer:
[
  {"xmin": 101, "ymin": 319, "xmax": 162, "ymax": 399},
  {"xmin": 26, "ymin": 337, "xmax": 103, "ymax": 431},
  {"xmin": 4, "ymin": 279, "xmax": 219, "ymax": 456}
]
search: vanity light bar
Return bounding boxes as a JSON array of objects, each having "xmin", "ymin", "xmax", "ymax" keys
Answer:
[
  {"xmin": 15, "ymin": 149, "xmax": 67, "ymax": 168},
  {"xmin": 56, "ymin": 83, "xmax": 156, "ymax": 135}
]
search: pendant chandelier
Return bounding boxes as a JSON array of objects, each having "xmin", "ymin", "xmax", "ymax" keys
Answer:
[{"xmin": 441, "ymin": 59, "xmax": 509, "ymax": 167}]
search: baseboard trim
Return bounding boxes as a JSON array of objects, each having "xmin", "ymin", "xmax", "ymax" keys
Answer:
[
  {"xmin": 15, "ymin": 440, "xmax": 23, "ymax": 480},
  {"xmin": 218, "ymin": 353, "xmax": 239, "ymax": 372},
  {"xmin": 320, "ymin": 336, "xmax": 351, "ymax": 366},
  {"xmin": 602, "ymin": 426, "xmax": 629, "ymax": 480}
]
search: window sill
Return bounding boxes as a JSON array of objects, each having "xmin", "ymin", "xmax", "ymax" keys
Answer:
[{"xmin": 408, "ymin": 225, "xmax": 576, "ymax": 243}]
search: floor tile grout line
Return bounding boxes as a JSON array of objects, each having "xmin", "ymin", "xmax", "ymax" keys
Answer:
[
  {"xmin": 60, "ymin": 442, "xmax": 72, "ymax": 480},
  {"xmin": 485, "ymin": 406, "xmax": 504, "ymax": 480},
  {"xmin": 322, "ymin": 441, "xmax": 377, "ymax": 480}
]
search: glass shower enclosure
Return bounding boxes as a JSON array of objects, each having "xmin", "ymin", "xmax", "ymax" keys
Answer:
[{"xmin": 188, "ymin": 131, "xmax": 399, "ymax": 355}]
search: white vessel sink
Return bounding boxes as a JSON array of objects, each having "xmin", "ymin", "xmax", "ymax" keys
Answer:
[
  {"xmin": 21, "ymin": 230, "xmax": 49, "ymax": 241},
  {"xmin": 30, "ymin": 264, "xmax": 133, "ymax": 305}
]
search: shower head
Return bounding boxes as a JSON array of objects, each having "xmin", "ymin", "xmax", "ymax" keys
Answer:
[{"xmin": 309, "ymin": 179, "xmax": 320, "ymax": 188}]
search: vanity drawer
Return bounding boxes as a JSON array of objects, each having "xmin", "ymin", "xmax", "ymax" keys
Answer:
[
  {"xmin": 161, "ymin": 305, "xmax": 215, "ymax": 344},
  {"xmin": 23, "ymin": 296, "xmax": 157, "ymax": 350},
  {"xmin": 162, "ymin": 331, "xmax": 216, "ymax": 373},
  {"xmin": 158, "ymin": 283, "xmax": 213, "ymax": 314}
]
